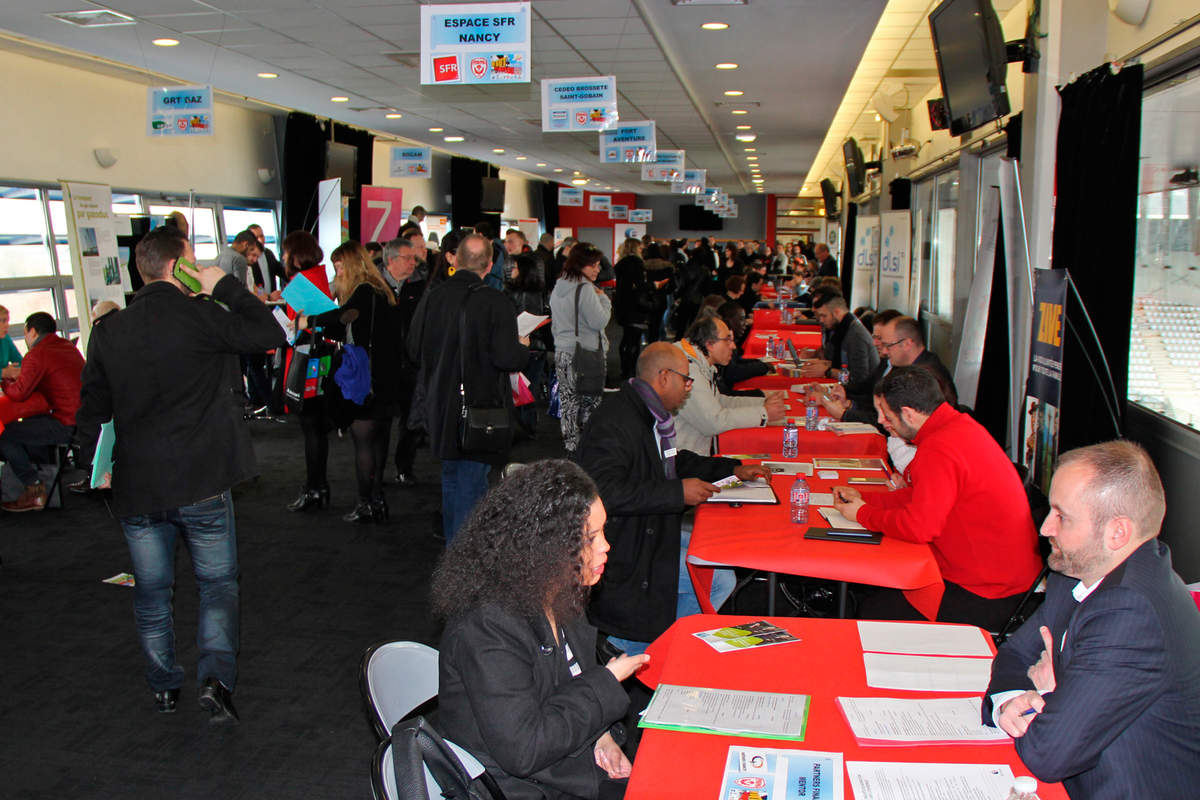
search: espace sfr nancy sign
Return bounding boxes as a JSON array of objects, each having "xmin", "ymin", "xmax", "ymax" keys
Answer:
[{"xmin": 420, "ymin": 2, "xmax": 531, "ymax": 85}]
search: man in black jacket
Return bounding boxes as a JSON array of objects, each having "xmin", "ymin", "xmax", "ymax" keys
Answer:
[
  {"xmin": 380, "ymin": 237, "xmax": 425, "ymax": 486},
  {"xmin": 74, "ymin": 226, "xmax": 285, "ymax": 723},
  {"xmin": 407, "ymin": 233, "xmax": 530, "ymax": 543},
  {"xmin": 579, "ymin": 342, "xmax": 770, "ymax": 654}
]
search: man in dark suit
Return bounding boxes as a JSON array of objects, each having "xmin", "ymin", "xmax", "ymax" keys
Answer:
[
  {"xmin": 74, "ymin": 226, "xmax": 285, "ymax": 723},
  {"xmin": 880, "ymin": 315, "xmax": 958, "ymax": 407},
  {"xmin": 578, "ymin": 342, "xmax": 770, "ymax": 654},
  {"xmin": 407, "ymin": 232, "xmax": 529, "ymax": 543},
  {"xmin": 984, "ymin": 440, "xmax": 1200, "ymax": 799},
  {"xmin": 813, "ymin": 243, "xmax": 838, "ymax": 277},
  {"xmin": 380, "ymin": 237, "xmax": 425, "ymax": 486}
]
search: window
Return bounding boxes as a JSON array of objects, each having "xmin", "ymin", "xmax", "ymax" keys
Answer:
[
  {"xmin": 222, "ymin": 207, "xmax": 277, "ymax": 247},
  {"xmin": 1126, "ymin": 70, "xmax": 1200, "ymax": 431},
  {"xmin": 0, "ymin": 186, "xmax": 54, "ymax": 279},
  {"xmin": 147, "ymin": 204, "xmax": 220, "ymax": 260},
  {"xmin": 0, "ymin": 288, "xmax": 58, "ymax": 355}
]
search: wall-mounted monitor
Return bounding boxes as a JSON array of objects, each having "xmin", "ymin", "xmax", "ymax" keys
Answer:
[
  {"xmin": 843, "ymin": 138, "xmax": 865, "ymax": 198},
  {"xmin": 326, "ymin": 141, "xmax": 358, "ymax": 196},
  {"xmin": 679, "ymin": 204, "xmax": 722, "ymax": 231},
  {"xmin": 928, "ymin": 0, "xmax": 1011, "ymax": 137},
  {"xmin": 820, "ymin": 178, "xmax": 841, "ymax": 219},
  {"xmin": 480, "ymin": 177, "xmax": 506, "ymax": 213}
]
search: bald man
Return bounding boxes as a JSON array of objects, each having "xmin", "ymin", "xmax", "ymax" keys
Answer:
[{"xmin": 579, "ymin": 342, "xmax": 771, "ymax": 654}]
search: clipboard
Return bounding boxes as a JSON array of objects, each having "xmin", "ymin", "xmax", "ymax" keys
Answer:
[{"xmin": 803, "ymin": 526, "xmax": 883, "ymax": 545}]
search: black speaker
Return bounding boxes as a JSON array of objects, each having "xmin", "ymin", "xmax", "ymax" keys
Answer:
[{"xmin": 889, "ymin": 178, "xmax": 911, "ymax": 211}]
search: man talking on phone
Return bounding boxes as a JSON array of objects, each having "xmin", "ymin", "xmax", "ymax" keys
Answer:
[{"xmin": 74, "ymin": 226, "xmax": 285, "ymax": 723}]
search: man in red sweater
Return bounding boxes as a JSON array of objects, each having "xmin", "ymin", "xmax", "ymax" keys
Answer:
[
  {"xmin": 833, "ymin": 366, "xmax": 1041, "ymax": 629},
  {"xmin": 0, "ymin": 311, "xmax": 85, "ymax": 512}
]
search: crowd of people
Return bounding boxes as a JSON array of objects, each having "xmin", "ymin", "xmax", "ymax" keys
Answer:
[{"xmin": 3, "ymin": 219, "xmax": 1197, "ymax": 799}]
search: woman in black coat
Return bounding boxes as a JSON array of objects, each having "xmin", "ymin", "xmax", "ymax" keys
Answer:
[
  {"xmin": 507, "ymin": 253, "xmax": 550, "ymax": 435},
  {"xmin": 432, "ymin": 460, "xmax": 648, "ymax": 800},
  {"xmin": 298, "ymin": 241, "xmax": 400, "ymax": 523},
  {"xmin": 612, "ymin": 239, "xmax": 659, "ymax": 379}
]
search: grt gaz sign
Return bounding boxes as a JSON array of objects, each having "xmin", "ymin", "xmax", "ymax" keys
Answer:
[{"xmin": 420, "ymin": 2, "xmax": 531, "ymax": 85}]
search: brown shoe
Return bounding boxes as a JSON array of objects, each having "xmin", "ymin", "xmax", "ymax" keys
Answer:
[{"xmin": 2, "ymin": 481, "xmax": 48, "ymax": 512}]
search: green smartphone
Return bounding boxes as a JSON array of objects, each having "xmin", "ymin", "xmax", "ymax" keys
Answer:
[{"xmin": 173, "ymin": 256, "xmax": 202, "ymax": 293}]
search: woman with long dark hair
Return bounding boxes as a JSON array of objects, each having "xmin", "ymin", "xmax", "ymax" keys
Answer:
[
  {"xmin": 507, "ymin": 252, "xmax": 550, "ymax": 435},
  {"xmin": 432, "ymin": 460, "xmax": 648, "ymax": 800},
  {"xmin": 297, "ymin": 241, "xmax": 399, "ymax": 523}
]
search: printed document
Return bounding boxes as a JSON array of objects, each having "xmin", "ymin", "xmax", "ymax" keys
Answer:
[
  {"xmin": 763, "ymin": 460, "xmax": 815, "ymax": 476},
  {"xmin": 818, "ymin": 507, "xmax": 866, "ymax": 530},
  {"xmin": 516, "ymin": 311, "xmax": 549, "ymax": 338},
  {"xmin": 846, "ymin": 761, "xmax": 1015, "ymax": 800},
  {"xmin": 861, "ymin": 652, "xmax": 994, "ymax": 693},
  {"xmin": 857, "ymin": 621, "xmax": 994, "ymax": 656},
  {"xmin": 837, "ymin": 697, "xmax": 1009, "ymax": 745},
  {"xmin": 639, "ymin": 684, "xmax": 810, "ymax": 740},
  {"xmin": 721, "ymin": 746, "xmax": 843, "ymax": 800}
]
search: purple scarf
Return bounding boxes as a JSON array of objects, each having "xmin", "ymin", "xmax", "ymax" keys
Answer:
[{"xmin": 628, "ymin": 377, "xmax": 677, "ymax": 479}]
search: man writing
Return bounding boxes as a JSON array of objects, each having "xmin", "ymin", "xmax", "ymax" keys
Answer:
[
  {"xmin": 579, "ymin": 342, "xmax": 772, "ymax": 654},
  {"xmin": 673, "ymin": 315, "xmax": 786, "ymax": 455},
  {"xmin": 74, "ymin": 226, "xmax": 285, "ymax": 722},
  {"xmin": 833, "ymin": 367, "xmax": 1041, "ymax": 628},
  {"xmin": 985, "ymin": 441, "xmax": 1200, "ymax": 798}
]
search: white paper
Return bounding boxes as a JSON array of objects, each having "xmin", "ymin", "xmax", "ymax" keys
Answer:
[
  {"xmin": 516, "ymin": 311, "xmax": 549, "ymax": 338},
  {"xmin": 707, "ymin": 478, "xmax": 777, "ymax": 504},
  {"xmin": 862, "ymin": 652, "xmax": 995, "ymax": 693},
  {"xmin": 838, "ymin": 697, "xmax": 1009, "ymax": 744},
  {"xmin": 641, "ymin": 684, "xmax": 809, "ymax": 738},
  {"xmin": 809, "ymin": 492, "xmax": 834, "ymax": 506},
  {"xmin": 818, "ymin": 507, "xmax": 866, "ymax": 530},
  {"xmin": 272, "ymin": 307, "xmax": 295, "ymax": 343},
  {"xmin": 817, "ymin": 470, "xmax": 839, "ymax": 479},
  {"xmin": 825, "ymin": 422, "xmax": 881, "ymax": 435},
  {"xmin": 846, "ymin": 761, "xmax": 1015, "ymax": 800},
  {"xmin": 857, "ymin": 621, "xmax": 994, "ymax": 657},
  {"xmin": 762, "ymin": 461, "xmax": 814, "ymax": 476}
]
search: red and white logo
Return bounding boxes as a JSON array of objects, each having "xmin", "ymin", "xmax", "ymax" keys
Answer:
[
  {"xmin": 575, "ymin": 111, "xmax": 588, "ymax": 125},
  {"xmin": 470, "ymin": 57, "xmax": 488, "ymax": 79},
  {"xmin": 433, "ymin": 55, "xmax": 459, "ymax": 82},
  {"xmin": 735, "ymin": 777, "xmax": 766, "ymax": 789}
]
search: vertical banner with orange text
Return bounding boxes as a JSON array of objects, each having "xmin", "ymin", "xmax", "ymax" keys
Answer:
[{"xmin": 1022, "ymin": 268, "xmax": 1067, "ymax": 494}]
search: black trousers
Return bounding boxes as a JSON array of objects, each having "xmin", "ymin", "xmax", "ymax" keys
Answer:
[
  {"xmin": 392, "ymin": 392, "xmax": 419, "ymax": 475},
  {"xmin": 857, "ymin": 580, "xmax": 1026, "ymax": 633}
]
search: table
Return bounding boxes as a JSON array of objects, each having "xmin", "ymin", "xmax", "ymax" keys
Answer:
[
  {"xmin": 626, "ymin": 615, "xmax": 1067, "ymax": 799},
  {"xmin": 752, "ymin": 308, "xmax": 821, "ymax": 329},
  {"xmin": 686, "ymin": 460, "xmax": 943, "ymax": 619},
  {"xmin": 742, "ymin": 328, "xmax": 822, "ymax": 358},
  {"xmin": 715, "ymin": 388, "xmax": 883, "ymax": 456}
]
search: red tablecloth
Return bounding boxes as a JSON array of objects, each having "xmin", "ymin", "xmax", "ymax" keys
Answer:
[
  {"xmin": 717, "ymin": 424, "xmax": 885, "ymax": 457},
  {"xmin": 686, "ymin": 464, "xmax": 944, "ymax": 619},
  {"xmin": 627, "ymin": 615, "xmax": 1067, "ymax": 799},
  {"xmin": 742, "ymin": 328, "xmax": 822, "ymax": 358},
  {"xmin": 752, "ymin": 308, "xmax": 821, "ymax": 329}
]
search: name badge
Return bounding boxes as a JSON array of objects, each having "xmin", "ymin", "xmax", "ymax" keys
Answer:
[{"xmin": 664, "ymin": 447, "xmax": 678, "ymax": 458}]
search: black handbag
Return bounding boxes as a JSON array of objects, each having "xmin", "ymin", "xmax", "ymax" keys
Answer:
[
  {"xmin": 283, "ymin": 330, "xmax": 335, "ymax": 412},
  {"xmin": 389, "ymin": 715, "xmax": 505, "ymax": 800},
  {"xmin": 572, "ymin": 282, "xmax": 606, "ymax": 396},
  {"xmin": 457, "ymin": 285, "xmax": 512, "ymax": 455}
]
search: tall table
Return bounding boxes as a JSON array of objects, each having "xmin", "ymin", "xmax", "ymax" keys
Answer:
[{"xmin": 627, "ymin": 615, "xmax": 1066, "ymax": 799}]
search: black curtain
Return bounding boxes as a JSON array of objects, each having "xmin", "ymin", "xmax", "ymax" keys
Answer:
[
  {"xmin": 973, "ymin": 215, "xmax": 1012, "ymax": 445},
  {"xmin": 1052, "ymin": 63, "xmax": 1142, "ymax": 451},
  {"xmin": 840, "ymin": 202, "xmax": 858, "ymax": 299},
  {"xmin": 450, "ymin": 156, "xmax": 498, "ymax": 236},
  {"xmin": 332, "ymin": 122, "xmax": 374, "ymax": 242},
  {"xmin": 281, "ymin": 112, "xmax": 325, "ymax": 235},
  {"xmin": 541, "ymin": 181, "xmax": 560, "ymax": 234}
]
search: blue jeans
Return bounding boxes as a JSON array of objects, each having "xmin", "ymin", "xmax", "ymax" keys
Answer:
[
  {"xmin": 440, "ymin": 459, "xmax": 491, "ymax": 544},
  {"xmin": 121, "ymin": 491, "xmax": 239, "ymax": 692},
  {"xmin": 608, "ymin": 524, "xmax": 736, "ymax": 656}
]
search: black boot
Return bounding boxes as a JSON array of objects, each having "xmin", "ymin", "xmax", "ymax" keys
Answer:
[
  {"xmin": 343, "ymin": 499, "xmax": 375, "ymax": 523},
  {"xmin": 370, "ymin": 496, "xmax": 389, "ymax": 522},
  {"xmin": 287, "ymin": 487, "xmax": 324, "ymax": 512}
]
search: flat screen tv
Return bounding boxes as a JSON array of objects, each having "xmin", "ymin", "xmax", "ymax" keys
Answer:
[
  {"xmin": 679, "ymin": 203, "xmax": 722, "ymax": 232},
  {"xmin": 326, "ymin": 141, "xmax": 357, "ymax": 196},
  {"xmin": 480, "ymin": 177, "xmax": 506, "ymax": 213},
  {"xmin": 843, "ymin": 138, "xmax": 865, "ymax": 198},
  {"xmin": 928, "ymin": 0, "xmax": 1011, "ymax": 136},
  {"xmin": 820, "ymin": 178, "xmax": 840, "ymax": 219}
]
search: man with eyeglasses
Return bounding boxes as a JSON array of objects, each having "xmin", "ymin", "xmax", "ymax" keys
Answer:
[
  {"xmin": 673, "ymin": 314, "xmax": 787, "ymax": 456},
  {"xmin": 878, "ymin": 316, "xmax": 958, "ymax": 407},
  {"xmin": 579, "ymin": 342, "xmax": 771, "ymax": 656},
  {"xmin": 381, "ymin": 237, "xmax": 426, "ymax": 486}
]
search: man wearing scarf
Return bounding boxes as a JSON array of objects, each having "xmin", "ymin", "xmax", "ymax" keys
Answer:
[{"xmin": 579, "ymin": 342, "xmax": 771, "ymax": 654}]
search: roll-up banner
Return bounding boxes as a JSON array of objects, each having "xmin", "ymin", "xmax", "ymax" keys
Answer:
[{"xmin": 1022, "ymin": 268, "xmax": 1067, "ymax": 496}]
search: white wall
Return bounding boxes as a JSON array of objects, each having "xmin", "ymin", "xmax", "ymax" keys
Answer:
[
  {"xmin": 0, "ymin": 46, "xmax": 279, "ymax": 199},
  {"xmin": 497, "ymin": 168, "xmax": 543, "ymax": 221},
  {"xmin": 1106, "ymin": 0, "xmax": 1200, "ymax": 61}
]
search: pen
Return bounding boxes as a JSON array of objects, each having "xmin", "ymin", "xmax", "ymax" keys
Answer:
[{"xmin": 1020, "ymin": 708, "xmax": 1038, "ymax": 717}]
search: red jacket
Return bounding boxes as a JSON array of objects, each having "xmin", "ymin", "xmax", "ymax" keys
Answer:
[
  {"xmin": 3, "ymin": 333, "xmax": 85, "ymax": 426},
  {"xmin": 857, "ymin": 403, "xmax": 1041, "ymax": 599}
]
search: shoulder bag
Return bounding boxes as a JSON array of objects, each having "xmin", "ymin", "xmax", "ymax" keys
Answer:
[
  {"xmin": 389, "ymin": 715, "xmax": 504, "ymax": 800},
  {"xmin": 458, "ymin": 284, "xmax": 513, "ymax": 454},
  {"xmin": 572, "ymin": 282, "xmax": 606, "ymax": 396},
  {"xmin": 333, "ymin": 289, "xmax": 376, "ymax": 406}
]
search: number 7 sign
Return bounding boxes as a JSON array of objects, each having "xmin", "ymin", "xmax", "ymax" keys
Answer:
[{"xmin": 359, "ymin": 186, "xmax": 405, "ymax": 243}]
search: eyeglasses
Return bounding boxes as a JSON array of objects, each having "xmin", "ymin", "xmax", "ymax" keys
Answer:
[
  {"xmin": 714, "ymin": 335, "xmax": 735, "ymax": 343},
  {"xmin": 662, "ymin": 367, "xmax": 694, "ymax": 387},
  {"xmin": 881, "ymin": 337, "xmax": 910, "ymax": 349}
]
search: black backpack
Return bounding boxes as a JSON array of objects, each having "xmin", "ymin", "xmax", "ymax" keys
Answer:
[{"xmin": 389, "ymin": 716, "xmax": 507, "ymax": 800}]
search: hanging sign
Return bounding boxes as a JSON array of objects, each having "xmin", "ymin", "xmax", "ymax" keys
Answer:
[
  {"xmin": 879, "ymin": 210, "xmax": 912, "ymax": 313},
  {"xmin": 609, "ymin": 205, "xmax": 628, "ymax": 221},
  {"xmin": 588, "ymin": 195, "xmax": 612, "ymax": 213},
  {"xmin": 541, "ymin": 76, "xmax": 618, "ymax": 131},
  {"xmin": 147, "ymin": 85, "xmax": 213, "ymax": 136},
  {"xmin": 420, "ymin": 1, "xmax": 530, "ymax": 85},
  {"xmin": 558, "ymin": 186, "xmax": 584, "ymax": 206},
  {"xmin": 628, "ymin": 209, "xmax": 653, "ymax": 223},
  {"xmin": 389, "ymin": 146, "xmax": 431, "ymax": 178},
  {"xmin": 61, "ymin": 181, "xmax": 128, "ymax": 349},
  {"xmin": 599, "ymin": 121, "xmax": 656, "ymax": 163},
  {"xmin": 641, "ymin": 149, "xmax": 685, "ymax": 181},
  {"xmin": 671, "ymin": 169, "xmax": 706, "ymax": 194}
]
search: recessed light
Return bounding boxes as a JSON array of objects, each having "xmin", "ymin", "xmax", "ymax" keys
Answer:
[
  {"xmin": 724, "ymin": 90, "xmax": 744, "ymax": 97},
  {"xmin": 331, "ymin": 96, "xmax": 349, "ymax": 102},
  {"xmin": 444, "ymin": 135, "xmax": 465, "ymax": 142},
  {"xmin": 257, "ymin": 72, "xmax": 278, "ymax": 79},
  {"xmin": 752, "ymin": 178, "xmax": 764, "ymax": 184},
  {"xmin": 573, "ymin": 170, "xmax": 582, "ymax": 175},
  {"xmin": 515, "ymin": 156, "xmax": 527, "ymax": 160},
  {"xmin": 571, "ymin": 178, "xmax": 588, "ymax": 185},
  {"xmin": 536, "ymin": 162, "xmax": 547, "ymax": 167},
  {"xmin": 874, "ymin": 113, "xmax": 882, "ymax": 122},
  {"xmin": 744, "ymin": 147, "xmax": 756, "ymax": 152},
  {"xmin": 746, "ymin": 156, "xmax": 758, "ymax": 161},
  {"xmin": 553, "ymin": 168, "xmax": 564, "ymax": 173},
  {"xmin": 736, "ymin": 124, "xmax": 752, "ymax": 130},
  {"xmin": 701, "ymin": 22, "xmax": 729, "ymax": 31},
  {"xmin": 735, "ymin": 134, "xmax": 757, "ymax": 142},
  {"xmin": 731, "ymin": 109, "xmax": 749, "ymax": 115},
  {"xmin": 429, "ymin": 127, "xmax": 444, "ymax": 132},
  {"xmin": 492, "ymin": 148, "xmax": 505, "ymax": 154},
  {"xmin": 152, "ymin": 38, "xmax": 180, "ymax": 47},
  {"xmin": 385, "ymin": 113, "xmax": 403, "ymax": 119},
  {"xmin": 715, "ymin": 63, "xmax": 739, "ymax": 70}
]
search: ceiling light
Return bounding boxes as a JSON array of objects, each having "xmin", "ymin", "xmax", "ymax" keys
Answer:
[
  {"xmin": 573, "ymin": 170, "xmax": 582, "ymax": 175},
  {"xmin": 152, "ymin": 38, "xmax": 180, "ymax": 47},
  {"xmin": 492, "ymin": 148, "xmax": 505, "ymax": 154},
  {"xmin": 746, "ymin": 156, "xmax": 758, "ymax": 161},
  {"xmin": 257, "ymin": 72, "xmax": 278, "ymax": 79},
  {"xmin": 553, "ymin": 168, "xmax": 564, "ymax": 173},
  {"xmin": 736, "ymin": 124, "xmax": 752, "ymax": 130},
  {"xmin": 515, "ymin": 156, "xmax": 527, "ymax": 160},
  {"xmin": 874, "ymin": 113, "xmax": 882, "ymax": 122},
  {"xmin": 444, "ymin": 135, "xmax": 465, "ymax": 142},
  {"xmin": 731, "ymin": 110, "xmax": 749, "ymax": 117},
  {"xmin": 743, "ymin": 147, "xmax": 756, "ymax": 152},
  {"xmin": 715, "ymin": 63, "xmax": 739, "ymax": 70},
  {"xmin": 331, "ymin": 96, "xmax": 349, "ymax": 103},
  {"xmin": 428, "ymin": 127, "xmax": 444, "ymax": 132},
  {"xmin": 723, "ymin": 90, "xmax": 744, "ymax": 97},
  {"xmin": 571, "ymin": 178, "xmax": 589, "ymax": 186},
  {"xmin": 385, "ymin": 113, "xmax": 403, "ymax": 119},
  {"xmin": 701, "ymin": 22, "xmax": 730, "ymax": 30},
  {"xmin": 735, "ymin": 134, "xmax": 757, "ymax": 142},
  {"xmin": 752, "ymin": 178, "xmax": 764, "ymax": 183},
  {"xmin": 48, "ymin": 9, "xmax": 135, "ymax": 27},
  {"xmin": 536, "ymin": 162, "xmax": 547, "ymax": 167}
]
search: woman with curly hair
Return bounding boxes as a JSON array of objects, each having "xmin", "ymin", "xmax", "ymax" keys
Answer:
[{"xmin": 431, "ymin": 459, "xmax": 648, "ymax": 800}]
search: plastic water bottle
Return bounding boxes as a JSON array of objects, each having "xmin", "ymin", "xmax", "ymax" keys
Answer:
[
  {"xmin": 1005, "ymin": 776, "xmax": 1040, "ymax": 800},
  {"xmin": 782, "ymin": 418, "xmax": 799, "ymax": 458},
  {"xmin": 790, "ymin": 476, "xmax": 810, "ymax": 524},
  {"xmin": 767, "ymin": 336, "xmax": 777, "ymax": 358},
  {"xmin": 805, "ymin": 393, "xmax": 820, "ymax": 431},
  {"xmin": 838, "ymin": 361, "xmax": 850, "ymax": 386}
]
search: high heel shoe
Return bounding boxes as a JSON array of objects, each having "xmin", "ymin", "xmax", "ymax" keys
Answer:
[
  {"xmin": 370, "ymin": 496, "xmax": 389, "ymax": 522},
  {"xmin": 287, "ymin": 487, "xmax": 324, "ymax": 512},
  {"xmin": 317, "ymin": 484, "xmax": 331, "ymax": 508},
  {"xmin": 343, "ymin": 499, "xmax": 375, "ymax": 523}
]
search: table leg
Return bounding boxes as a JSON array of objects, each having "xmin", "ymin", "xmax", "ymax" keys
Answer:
[
  {"xmin": 837, "ymin": 582, "xmax": 849, "ymax": 618},
  {"xmin": 768, "ymin": 573, "xmax": 777, "ymax": 616}
]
